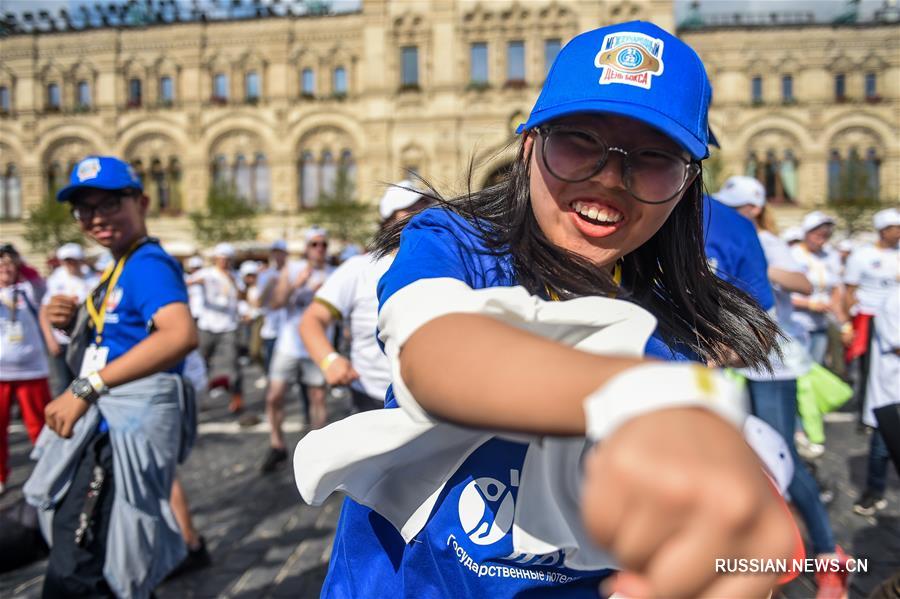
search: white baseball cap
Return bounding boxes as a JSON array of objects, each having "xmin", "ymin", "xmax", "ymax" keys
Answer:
[
  {"xmin": 270, "ymin": 239, "xmax": 288, "ymax": 252},
  {"xmin": 837, "ymin": 239, "xmax": 856, "ymax": 253},
  {"xmin": 186, "ymin": 255, "xmax": 204, "ymax": 269},
  {"xmin": 713, "ymin": 176, "xmax": 766, "ymax": 209},
  {"xmin": 743, "ymin": 415, "xmax": 794, "ymax": 496},
  {"xmin": 873, "ymin": 207, "xmax": 900, "ymax": 231},
  {"xmin": 379, "ymin": 181, "xmax": 425, "ymax": 221},
  {"xmin": 56, "ymin": 243, "xmax": 84, "ymax": 261},
  {"xmin": 213, "ymin": 242, "xmax": 236, "ymax": 258},
  {"xmin": 239, "ymin": 260, "xmax": 260, "ymax": 276},
  {"xmin": 304, "ymin": 226, "xmax": 328, "ymax": 243},
  {"xmin": 780, "ymin": 226, "xmax": 803, "ymax": 244},
  {"xmin": 801, "ymin": 211, "xmax": 835, "ymax": 234}
]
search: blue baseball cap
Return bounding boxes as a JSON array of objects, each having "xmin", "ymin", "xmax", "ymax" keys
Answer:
[
  {"xmin": 56, "ymin": 155, "xmax": 143, "ymax": 203},
  {"xmin": 518, "ymin": 21, "xmax": 713, "ymax": 160}
]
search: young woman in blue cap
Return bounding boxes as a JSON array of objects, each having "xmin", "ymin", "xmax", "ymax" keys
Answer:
[{"xmin": 295, "ymin": 22, "xmax": 798, "ymax": 598}]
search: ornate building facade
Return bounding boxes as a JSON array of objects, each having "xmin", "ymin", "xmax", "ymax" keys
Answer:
[
  {"xmin": 0, "ymin": 0, "xmax": 896, "ymax": 253},
  {"xmin": 681, "ymin": 8, "xmax": 900, "ymax": 207}
]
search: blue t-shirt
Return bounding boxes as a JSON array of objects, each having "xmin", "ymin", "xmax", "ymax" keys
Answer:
[
  {"xmin": 322, "ymin": 208, "xmax": 695, "ymax": 598},
  {"xmin": 96, "ymin": 241, "xmax": 188, "ymax": 373},
  {"xmin": 702, "ymin": 196, "xmax": 774, "ymax": 310}
]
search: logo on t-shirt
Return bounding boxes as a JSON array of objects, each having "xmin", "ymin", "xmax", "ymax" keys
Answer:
[
  {"xmin": 106, "ymin": 287, "xmax": 123, "ymax": 312},
  {"xmin": 458, "ymin": 469, "xmax": 518, "ymax": 546}
]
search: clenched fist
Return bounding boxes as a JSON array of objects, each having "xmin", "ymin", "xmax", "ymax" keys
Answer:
[
  {"xmin": 45, "ymin": 390, "xmax": 91, "ymax": 439},
  {"xmin": 45, "ymin": 294, "xmax": 79, "ymax": 329},
  {"xmin": 582, "ymin": 407, "xmax": 796, "ymax": 598},
  {"xmin": 323, "ymin": 355, "xmax": 360, "ymax": 387}
]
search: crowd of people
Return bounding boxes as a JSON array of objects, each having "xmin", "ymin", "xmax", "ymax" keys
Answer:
[{"xmin": 0, "ymin": 17, "xmax": 898, "ymax": 599}]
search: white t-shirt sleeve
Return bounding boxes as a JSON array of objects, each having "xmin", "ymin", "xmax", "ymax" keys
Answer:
[
  {"xmin": 761, "ymin": 233, "xmax": 803, "ymax": 272},
  {"xmin": 315, "ymin": 255, "xmax": 367, "ymax": 319},
  {"xmin": 843, "ymin": 248, "xmax": 865, "ymax": 286}
]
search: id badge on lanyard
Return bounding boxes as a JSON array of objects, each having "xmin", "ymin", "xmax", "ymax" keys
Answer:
[
  {"xmin": 82, "ymin": 238, "xmax": 144, "ymax": 378},
  {"xmin": 2, "ymin": 288, "xmax": 24, "ymax": 343},
  {"xmin": 6, "ymin": 321, "xmax": 24, "ymax": 344},
  {"xmin": 79, "ymin": 344, "xmax": 110, "ymax": 377}
]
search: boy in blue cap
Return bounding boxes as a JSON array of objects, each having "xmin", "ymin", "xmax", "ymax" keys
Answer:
[{"xmin": 26, "ymin": 156, "xmax": 200, "ymax": 597}]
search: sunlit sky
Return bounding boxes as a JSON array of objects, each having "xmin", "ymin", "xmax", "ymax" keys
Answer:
[{"xmin": 2, "ymin": 0, "xmax": 889, "ymax": 23}]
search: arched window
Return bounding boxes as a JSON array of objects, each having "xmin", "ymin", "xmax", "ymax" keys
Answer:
[
  {"xmin": 131, "ymin": 160, "xmax": 145, "ymax": 185},
  {"xmin": 864, "ymin": 147, "xmax": 880, "ymax": 200},
  {"xmin": 213, "ymin": 73, "xmax": 228, "ymax": 102},
  {"xmin": 0, "ymin": 86, "xmax": 10, "ymax": 113},
  {"xmin": 301, "ymin": 68, "xmax": 315, "ymax": 96},
  {"xmin": 333, "ymin": 66, "xmax": 347, "ymax": 96},
  {"xmin": 300, "ymin": 151, "xmax": 319, "ymax": 208},
  {"xmin": 47, "ymin": 161, "xmax": 64, "ymax": 194},
  {"xmin": 167, "ymin": 157, "xmax": 182, "ymax": 212},
  {"xmin": 245, "ymin": 71, "xmax": 260, "ymax": 102},
  {"xmin": 159, "ymin": 76, "xmax": 174, "ymax": 104},
  {"xmin": 340, "ymin": 149, "xmax": 356, "ymax": 197},
  {"xmin": 321, "ymin": 151, "xmax": 337, "ymax": 197},
  {"xmin": 77, "ymin": 80, "xmax": 91, "ymax": 107},
  {"xmin": 0, "ymin": 164, "xmax": 22, "ymax": 219},
  {"xmin": 46, "ymin": 83, "xmax": 61, "ymax": 110},
  {"xmin": 127, "ymin": 78, "xmax": 142, "ymax": 108},
  {"xmin": 212, "ymin": 154, "xmax": 229, "ymax": 185},
  {"xmin": 234, "ymin": 154, "xmax": 252, "ymax": 200},
  {"xmin": 763, "ymin": 150, "xmax": 778, "ymax": 200},
  {"xmin": 253, "ymin": 152, "xmax": 270, "ymax": 208},
  {"xmin": 150, "ymin": 158, "xmax": 169, "ymax": 211},
  {"xmin": 745, "ymin": 151, "xmax": 760, "ymax": 179},
  {"xmin": 827, "ymin": 150, "xmax": 842, "ymax": 202}
]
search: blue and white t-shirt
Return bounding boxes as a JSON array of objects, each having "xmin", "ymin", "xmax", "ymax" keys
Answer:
[
  {"xmin": 321, "ymin": 208, "xmax": 696, "ymax": 598},
  {"xmin": 97, "ymin": 241, "xmax": 189, "ymax": 373}
]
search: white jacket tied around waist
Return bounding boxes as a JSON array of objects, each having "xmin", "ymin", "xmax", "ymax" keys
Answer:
[{"xmin": 294, "ymin": 278, "xmax": 779, "ymax": 571}]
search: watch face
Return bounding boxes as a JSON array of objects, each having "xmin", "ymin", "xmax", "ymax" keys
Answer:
[{"xmin": 72, "ymin": 378, "xmax": 94, "ymax": 400}]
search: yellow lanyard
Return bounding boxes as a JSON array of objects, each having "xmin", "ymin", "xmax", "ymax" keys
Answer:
[
  {"xmin": 85, "ymin": 239, "xmax": 144, "ymax": 344},
  {"xmin": 546, "ymin": 262, "xmax": 622, "ymax": 301}
]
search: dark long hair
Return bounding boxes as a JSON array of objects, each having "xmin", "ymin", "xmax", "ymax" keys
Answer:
[{"xmin": 374, "ymin": 138, "xmax": 779, "ymax": 369}]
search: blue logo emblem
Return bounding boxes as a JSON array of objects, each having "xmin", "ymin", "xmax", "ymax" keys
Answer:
[{"xmin": 617, "ymin": 47, "xmax": 643, "ymax": 69}]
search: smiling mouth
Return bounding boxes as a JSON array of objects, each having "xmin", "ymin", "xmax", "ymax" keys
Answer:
[{"xmin": 571, "ymin": 200, "xmax": 624, "ymax": 226}]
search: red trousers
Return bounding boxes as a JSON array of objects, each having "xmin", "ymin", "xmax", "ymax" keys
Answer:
[{"xmin": 0, "ymin": 378, "xmax": 51, "ymax": 483}]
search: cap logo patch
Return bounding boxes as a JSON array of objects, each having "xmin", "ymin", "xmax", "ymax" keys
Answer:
[
  {"xmin": 595, "ymin": 32, "xmax": 664, "ymax": 90},
  {"xmin": 76, "ymin": 158, "xmax": 102, "ymax": 182}
]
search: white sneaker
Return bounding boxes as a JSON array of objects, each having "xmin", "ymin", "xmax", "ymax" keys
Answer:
[
  {"xmin": 0, "ymin": 481, "xmax": 6, "ymax": 495},
  {"xmin": 795, "ymin": 430, "xmax": 825, "ymax": 459},
  {"xmin": 254, "ymin": 376, "xmax": 268, "ymax": 390}
]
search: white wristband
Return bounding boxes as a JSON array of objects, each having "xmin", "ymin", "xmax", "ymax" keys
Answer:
[
  {"xmin": 87, "ymin": 371, "xmax": 108, "ymax": 396},
  {"xmin": 584, "ymin": 363, "xmax": 747, "ymax": 441}
]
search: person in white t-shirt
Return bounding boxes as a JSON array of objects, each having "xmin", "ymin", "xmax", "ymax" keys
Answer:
[
  {"xmin": 38, "ymin": 243, "xmax": 101, "ymax": 396},
  {"xmin": 0, "ymin": 244, "xmax": 51, "ymax": 496},
  {"xmin": 186, "ymin": 242, "xmax": 245, "ymax": 414},
  {"xmin": 237, "ymin": 260, "xmax": 262, "ymax": 366},
  {"xmin": 789, "ymin": 212, "xmax": 850, "ymax": 365},
  {"xmin": 843, "ymin": 208, "xmax": 900, "ymax": 414},
  {"xmin": 184, "ymin": 254, "xmax": 205, "ymax": 319},
  {"xmin": 853, "ymin": 290, "xmax": 900, "ymax": 516},
  {"xmin": 714, "ymin": 177, "xmax": 849, "ymax": 581},
  {"xmin": 300, "ymin": 183, "xmax": 431, "ymax": 412},
  {"xmin": 261, "ymin": 228, "xmax": 334, "ymax": 473},
  {"xmin": 256, "ymin": 240, "xmax": 289, "ymax": 381}
]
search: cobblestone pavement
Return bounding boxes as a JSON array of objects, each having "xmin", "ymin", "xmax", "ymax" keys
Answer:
[{"xmin": 2, "ymin": 367, "xmax": 898, "ymax": 598}]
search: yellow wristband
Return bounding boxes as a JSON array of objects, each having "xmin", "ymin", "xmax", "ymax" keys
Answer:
[
  {"xmin": 841, "ymin": 322, "xmax": 853, "ymax": 334},
  {"xmin": 320, "ymin": 352, "xmax": 340, "ymax": 372}
]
